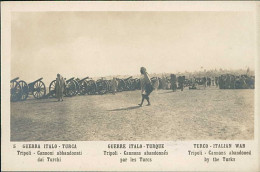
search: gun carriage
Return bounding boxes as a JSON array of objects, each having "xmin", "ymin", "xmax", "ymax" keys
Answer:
[
  {"xmin": 124, "ymin": 76, "xmax": 136, "ymax": 91},
  {"xmin": 117, "ymin": 78, "xmax": 126, "ymax": 92},
  {"xmin": 96, "ymin": 78, "xmax": 110, "ymax": 95},
  {"xmin": 116, "ymin": 77, "xmax": 139, "ymax": 92},
  {"xmin": 10, "ymin": 77, "xmax": 46, "ymax": 101},
  {"xmin": 10, "ymin": 77, "xmax": 22, "ymax": 102},
  {"xmin": 28, "ymin": 78, "xmax": 46, "ymax": 99},
  {"xmin": 84, "ymin": 78, "xmax": 97, "ymax": 95},
  {"xmin": 74, "ymin": 77, "xmax": 93, "ymax": 95}
]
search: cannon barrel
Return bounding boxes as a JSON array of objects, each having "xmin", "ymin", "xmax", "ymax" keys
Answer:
[
  {"xmin": 66, "ymin": 77, "xmax": 75, "ymax": 82},
  {"xmin": 10, "ymin": 77, "xmax": 19, "ymax": 82},
  {"xmin": 28, "ymin": 77, "xmax": 43, "ymax": 85},
  {"xmin": 125, "ymin": 76, "xmax": 133, "ymax": 80},
  {"xmin": 79, "ymin": 77, "xmax": 89, "ymax": 83}
]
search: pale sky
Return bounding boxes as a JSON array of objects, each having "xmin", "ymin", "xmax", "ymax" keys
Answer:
[{"xmin": 11, "ymin": 12, "xmax": 256, "ymax": 83}]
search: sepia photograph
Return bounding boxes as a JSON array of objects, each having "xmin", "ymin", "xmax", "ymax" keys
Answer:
[
  {"xmin": 10, "ymin": 11, "xmax": 255, "ymax": 141},
  {"xmin": 2, "ymin": 2, "xmax": 260, "ymax": 171}
]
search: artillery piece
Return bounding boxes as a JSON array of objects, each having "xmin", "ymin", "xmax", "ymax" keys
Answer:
[
  {"xmin": 124, "ymin": 76, "xmax": 133, "ymax": 91},
  {"xmin": 128, "ymin": 77, "xmax": 139, "ymax": 91},
  {"xmin": 10, "ymin": 77, "xmax": 46, "ymax": 101},
  {"xmin": 84, "ymin": 78, "xmax": 97, "ymax": 95},
  {"xmin": 49, "ymin": 77, "xmax": 77, "ymax": 98},
  {"xmin": 74, "ymin": 77, "xmax": 90, "ymax": 95},
  {"xmin": 96, "ymin": 77, "xmax": 110, "ymax": 95},
  {"xmin": 116, "ymin": 78, "xmax": 126, "ymax": 92},
  {"xmin": 117, "ymin": 76, "xmax": 138, "ymax": 92},
  {"xmin": 27, "ymin": 78, "xmax": 46, "ymax": 99},
  {"xmin": 10, "ymin": 77, "xmax": 22, "ymax": 102}
]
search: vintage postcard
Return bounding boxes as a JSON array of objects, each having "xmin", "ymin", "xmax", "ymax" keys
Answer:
[{"xmin": 1, "ymin": 1, "xmax": 260, "ymax": 171}]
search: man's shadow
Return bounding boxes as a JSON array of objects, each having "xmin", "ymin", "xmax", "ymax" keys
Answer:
[
  {"xmin": 158, "ymin": 91, "xmax": 174, "ymax": 94},
  {"xmin": 108, "ymin": 105, "xmax": 141, "ymax": 112},
  {"xmin": 28, "ymin": 100, "xmax": 61, "ymax": 104}
]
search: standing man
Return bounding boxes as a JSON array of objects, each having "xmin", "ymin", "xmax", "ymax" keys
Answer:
[
  {"xmin": 178, "ymin": 76, "xmax": 185, "ymax": 91},
  {"xmin": 111, "ymin": 77, "xmax": 118, "ymax": 95},
  {"xmin": 170, "ymin": 74, "xmax": 177, "ymax": 92},
  {"xmin": 56, "ymin": 74, "xmax": 65, "ymax": 101}
]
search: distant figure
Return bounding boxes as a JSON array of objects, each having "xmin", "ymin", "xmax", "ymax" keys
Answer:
[
  {"xmin": 215, "ymin": 77, "xmax": 219, "ymax": 87},
  {"xmin": 178, "ymin": 76, "xmax": 185, "ymax": 91},
  {"xmin": 111, "ymin": 77, "xmax": 118, "ymax": 95},
  {"xmin": 161, "ymin": 75, "xmax": 167, "ymax": 90},
  {"xmin": 202, "ymin": 77, "xmax": 207, "ymax": 88},
  {"xmin": 56, "ymin": 74, "xmax": 65, "ymax": 101},
  {"xmin": 153, "ymin": 77, "xmax": 160, "ymax": 91},
  {"xmin": 170, "ymin": 74, "xmax": 177, "ymax": 92},
  {"xmin": 139, "ymin": 67, "xmax": 153, "ymax": 107},
  {"xmin": 207, "ymin": 77, "xmax": 211, "ymax": 87}
]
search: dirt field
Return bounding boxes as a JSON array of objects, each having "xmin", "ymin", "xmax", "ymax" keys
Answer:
[{"xmin": 11, "ymin": 88, "xmax": 254, "ymax": 141}]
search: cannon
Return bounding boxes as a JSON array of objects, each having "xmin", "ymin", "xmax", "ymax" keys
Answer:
[
  {"xmin": 124, "ymin": 76, "xmax": 134, "ymax": 91},
  {"xmin": 49, "ymin": 77, "xmax": 77, "ymax": 98},
  {"xmin": 84, "ymin": 78, "xmax": 97, "ymax": 95},
  {"xmin": 18, "ymin": 79, "xmax": 29, "ymax": 101},
  {"xmin": 27, "ymin": 78, "xmax": 46, "ymax": 99},
  {"xmin": 65, "ymin": 78, "xmax": 78, "ymax": 96},
  {"xmin": 10, "ymin": 77, "xmax": 46, "ymax": 101},
  {"xmin": 96, "ymin": 78, "xmax": 110, "ymax": 95},
  {"xmin": 133, "ymin": 78, "xmax": 141, "ymax": 90},
  {"xmin": 10, "ymin": 77, "xmax": 22, "ymax": 102},
  {"xmin": 116, "ymin": 77, "xmax": 138, "ymax": 92},
  {"xmin": 116, "ymin": 78, "xmax": 126, "ymax": 92},
  {"xmin": 74, "ymin": 77, "xmax": 89, "ymax": 95}
]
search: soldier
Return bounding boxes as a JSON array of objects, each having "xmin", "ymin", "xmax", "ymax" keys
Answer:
[
  {"xmin": 170, "ymin": 74, "xmax": 177, "ymax": 92},
  {"xmin": 230, "ymin": 75, "xmax": 235, "ymax": 89},
  {"xmin": 55, "ymin": 74, "xmax": 65, "ymax": 101},
  {"xmin": 161, "ymin": 75, "xmax": 167, "ymax": 90},
  {"xmin": 111, "ymin": 77, "xmax": 118, "ymax": 95},
  {"xmin": 226, "ymin": 74, "xmax": 231, "ymax": 89},
  {"xmin": 202, "ymin": 77, "xmax": 207, "ymax": 88},
  {"xmin": 240, "ymin": 75, "xmax": 247, "ymax": 89},
  {"xmin": 152, "ymin": 77, "xmax": 160, "ymax": 91},
  {"xmin": 211, "ymin": 78, "xmax": 215, "ymax": 86},
  {"xmin": 219, "ymin": 75, "xmax": 224, "ymax": 89},
  {"xmin": 215, "ymin": 77, "xmax": 219, "ymax": 87},
  {"xmin": 207, "ymin": 77, "xmax": 211, "ymax": 87},
  {"xmin": 178, "ymin": 76, "xmax": 185, "ymax": 91},
  {"xmin": 189, "ymin": 77, "xmax": 197, "ymax": 89}
]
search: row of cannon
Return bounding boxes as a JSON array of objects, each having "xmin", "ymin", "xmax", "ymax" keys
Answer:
[
  {"xmin": 10, "ymin": 76, "xmax": 142, "ymax": 102},
  {"xmin": 11, "ymin": 74, "xmax": 254, "ymax": 102}
]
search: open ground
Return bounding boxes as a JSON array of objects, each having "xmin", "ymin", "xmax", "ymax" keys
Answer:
[{"xmin": 11, "ymin": 88, "xmax": 254, "ymax": 141}]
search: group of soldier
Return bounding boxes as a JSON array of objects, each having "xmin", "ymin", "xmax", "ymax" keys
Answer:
[
  {"xmin": 218, "ymin": 74, "xmax": 255, "ymax": 89},
  {"xmin": 150, "ymin": 73, "xmax": 255, "ymax": 91}
]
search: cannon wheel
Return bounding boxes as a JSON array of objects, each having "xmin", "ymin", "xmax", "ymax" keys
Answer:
[
  {"xmin": 65, "ymin": 80, "xmax": 77, "ymax": 97},
  {"xmin": 49, "ymin": 80, "xmax": 56, "ymax": 98},
  {"xmin": 32, "ymin": 80, "xmax": 46, "ymax": 99},
  {"xmin": 79, "ymin": 80, "xmax": 88, "ymax": 95},
  {"xmin": 86, "ymin": 80, "xmax": 97, "ymax": 95},
  {"xmin": 19, "ymin": 80, "xmax": 29, "ymax": 101},
  {"xmin": 72, "ymin": 80, "xmax": 80, "ymax": 96},
  {"xmin": 96, "ymin": 80, "xmax": 108, "ymax": 95},
  {"xmin": 10, "ymin": 81, "xmax": 22, "ymax": 102}
]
